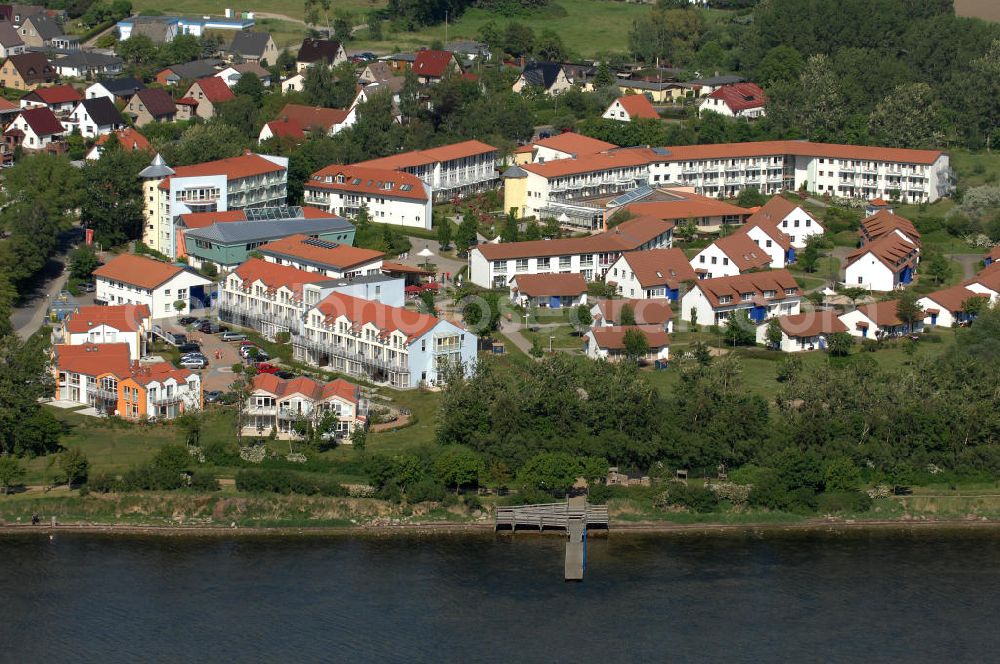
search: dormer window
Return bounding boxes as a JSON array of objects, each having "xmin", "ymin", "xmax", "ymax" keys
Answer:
[{"xmin": 335, "ymin": 174, "xmax": 345, "ymax": 183}]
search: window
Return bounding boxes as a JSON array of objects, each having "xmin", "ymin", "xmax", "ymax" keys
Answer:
[
  {"xmin": 766, "ymin": 240, "xmax": 772, "ymax": 247},
  {"xmin": 718, "ymin": 295, "xmax": 732, "ymax": 304},
  {"xmin": 711, "ymin": 256, "xmax": 717, "ymax": 265},
  {"xmin": 699, "ymin": 255, "xmax": 705, "ymax": 263},
  {"xmin": 722, "ymin": 258, "xmax": 729, "ymax": 266},
  {"xmin": 515, "ymin": 259, "xmax": 529, "ymax": 272},
  {"xmin": 741, "ymin": 292, "xmax": 752, "ymax": 302}
]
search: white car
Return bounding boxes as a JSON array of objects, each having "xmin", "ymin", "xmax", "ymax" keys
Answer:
[{"xmin": 179, "ymin": 357, "xmax": 207, "ymax": 369}]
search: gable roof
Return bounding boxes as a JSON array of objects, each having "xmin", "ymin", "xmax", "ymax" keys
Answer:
[
  {"xmin": 259, "ymin": 234, "xmax": 384, "ymax": 271},
  {"xmin": 5, "ymin": 52, "xmax": 54, "ymax": 83},
  {"xmin": 189, "ymin": 76, "xmax": 234, "ymax": 103},
  {"xmin": 520, "ymin": 61, "xmax": 564, "ymax": 89},
  {"xmin": 124, "ymin": 361, "xmax": 195, "ymax": 387},
  {"xmin": 590, "ymin": 325, "xmax": 670, "ymax": 350},
  {"xmin": 522, "ymin": 148, "xmax": 657, "ymax": 178},
  {"xmin": 854, "ymin": 300, "xmax": 904, "ymax": 327},
  {"xmin": 920, "ymin": 285, "xmax": 988, "ymax": 314},
  {"xmin": 592, "ymin": 298, "xmax": 672, "ymax": 326},
  {"xmin": 307, "ymin": 163, "xmax": 429, "ymax": 201},
  {"xmin": 615, "ymin": 94, "xmax": 659, "ymax": 120},
  {"xmin": 706, "ymin": 82, "xmax": 766, "ymax": 112},
  {"xmin": 297, "ymin": 38, "xmax": 343, "ymax": 64},
  {"xmin": 160, "ymin": 152, "xmax": 285, "ymax": 189},
  {"xmin": 11, "ymin": 106, "xmax": 61, "ymax": 136},
  {"xmin": 413, "ymin": 49, "xmax": 457, "ymax": 78},
  {"xmin": 94, "ymin": 254, "xmax": 186, "ymax": 289},
  {"xmin": 54, "ymin": 51, "xmax": 122, "ymax": 70},
  {"xmin": 532, "ymin": 131, "xmax": 617, "ymax": 157},
  {"xmin": 692, "ymin": 270, "xmax": 801, "ymax": 308},
  {"xmin": 624, "ymin": 193, "xmax": 752, "ymax": 223},
  {"xmin": 63, "ymin": 304, "xmax": 150, "ymax": 334},
  {"xmin": 313, "ymin": 290, "xmax": 449, "ymax": 342},
  {"xmin": 131, "ymin": 88, "xmax": 176, "ymax": 118},
  {"xmin": 162, "ymin": 58, "xmax": 223, "ymax": 81},
  {"xmin": 619, "ymin": 248, "xmax": 698, "ymax": 289},
  {"xmin": 0, "ymin": 22, "xmax": 23, "ymax": 48},
  {"xmin": 356, "ymin": 139, "xmax": 497, "ymax": 170},
  {"xmin": 54, "ymin": 343, "xmax": 133, "ymax": 378},
  {"xmin": 23, "ymin": 12, "xmax": 62, "ymax": 39},
  {"xmin": 232, "ymin": 257, "xmax": 337, "ymax": 298},
  {"xmin": 274, "ymin": 103, "xmax": 349, "ymax": 131},
  {"xmin": 656, "ymin": 140, "xmax": 944, "ymax": 166},
  {"xmin": 702, "ymin": 233, "xmax": 772, "ymax": 272},
  {"xmin": 860, "ymin": 209, "xmax": 920, "ymax": 245},
  {"xmin": 177, "ymin": 209, "xmax": 247, "ymax": 230},
  {"xmin": 184, "ymin": 214, "xmax": 351, "ymax": 245},
  {"xmin": 252, "ymin": 373, "xmax": 359, "ymax": 404},
  {"xmin": 263, "ymin": 118, "xmax": 305, "ymax": 140},
  {"xmin": 94, "ymin": 76, "xmax": 144, "ymax": 97},
  {"xmin": 229, "ymin": 30, "xmax": 272, "ymax": 57},
  {"xmin": 362, "ymin": 61, "xmax": 393, "ymax": 81},
  {"xmin": 745, "ymin": 196, "xmax": 821, "ymax": 231},
  {"xmin": 510, "ymin": 272, "xmax": 587, "ymax": 297},
  {"xmin": 846, "ymin": 233, "xmax": 918, "ymax": 271},
  {"xmin": 95, "ymin": 127, "xmax": 150, "ymax": 152},
  {"xmin": 78, "ymin": 97, "xmax": 124, "ymax": 126},
  {"xmin": 23, "ymin": 83, "xmax": 79, "ymax": 105},
  {"xmin": 773, "ymin": 311, "xmax": 847, "ymax": 337}
]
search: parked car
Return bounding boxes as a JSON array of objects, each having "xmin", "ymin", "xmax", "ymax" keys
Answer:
[
  {"xmin": 220, "ymin": 332, "xmax": 247, "ymax": 342},
  {"xmin": 239, "ymin": 345, "xmax": 256, "ymax": 358},
  {"xmin": 255, "ymin": 362, "xmax": 279, "ymax": 374},
  {"xmin": 177, "ymin": 342, "xmax": 201, "ymax": 354},
  {"xmin": 79, "ymin": 282, "xmax": 96, "ymax": 293},
  {"xmin": 178, "ymin": 316, "xmax": 197, "ymax": 325},
  {"xmin": 179, "ymin": 357, "xmax": 207, "ymax": 369},
  {"xmin": 170, "ymin": 333, "xmax": 188, "ymax": 345},
  {"xmin": 197, "ymin": 321, "xmax": 229, "ymax": 334},
  {"xmin": 274, "ymin": 370, "xmax": 295, "ymax": 380},
  {"xmin": 204, "ymin": 390, "xmax": 223, "ymax": 404}
]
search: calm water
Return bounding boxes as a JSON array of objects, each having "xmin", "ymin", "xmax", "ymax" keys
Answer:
[{"xmin": 1, "ymin": 530, "xmax": 999, "ymax": 663}]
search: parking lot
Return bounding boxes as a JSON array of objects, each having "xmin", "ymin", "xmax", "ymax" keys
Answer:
[{"xmin": 154, "ymin": 318, "xmax": 250, "ymax": 394}]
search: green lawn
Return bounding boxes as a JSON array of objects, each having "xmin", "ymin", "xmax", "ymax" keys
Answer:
[{"xmin": 950, "ymin": 149, "xmax": 1000, "ymax": 189}]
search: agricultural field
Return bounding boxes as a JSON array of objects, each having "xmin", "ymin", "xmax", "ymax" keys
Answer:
[{"xmin": 955, "ymin": 0, "xmax": 1000, "ymax": 22}]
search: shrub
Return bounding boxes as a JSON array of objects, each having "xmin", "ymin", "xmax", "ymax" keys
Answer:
[
  {"xmin": 235, "ymin": 468, "xmax": 346, "ymax": 496},
  {"xmin": 87, "ymin": 473, "xmax": 123, "ymax": 493},
  {"xmin": 406, "ymin": 479, "xmax": 447, "ymax": 503},
  {"xmin": 188, "ymin": 471, "xmax": 220, "ymax": 491},
  {"xmin": 817, "ymin": 491, "xmax": 873, "ymax": 514},
  {"xmin": 658, "ymin": 483, "xmax": 719, "ymax": 513}
]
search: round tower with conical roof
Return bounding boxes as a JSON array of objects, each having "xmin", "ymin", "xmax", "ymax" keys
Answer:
[{"xmin": 139, "ymin": 154, "xmax": 175, "ymax": 253}]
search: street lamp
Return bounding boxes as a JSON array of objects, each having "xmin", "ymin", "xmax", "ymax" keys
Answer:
[{"xmin": 549, "ymin": 335, "xmax": 554, "ymax": 353}]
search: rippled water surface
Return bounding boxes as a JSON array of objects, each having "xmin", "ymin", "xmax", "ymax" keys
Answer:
[{"xmin": 1, "ymin": 530, "xmax": 999, "ymax": 663}]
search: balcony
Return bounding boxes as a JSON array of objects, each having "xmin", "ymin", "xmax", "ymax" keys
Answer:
[
  {"xmin": 295, "ymin": 334, "xmax": 408, "ymax": 372},
  {"xmin": 247, "ymin": 405, "xmax": 277, "ymax": 416},
  {"xmin": 94, "ymin": 388, "xmax": 118, "ymax": 402},
  {"xmin": 219, "ymin": 303, "xmax": 303, "ymax": 335},
  {"xmin": 151, "ymin": 393, "xmax": 184, "ymax": 406}
]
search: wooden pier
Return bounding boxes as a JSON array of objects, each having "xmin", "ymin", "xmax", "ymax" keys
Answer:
[{"xmin": 494, "ymin": 497, "xmax": 608, "ymax": 581}]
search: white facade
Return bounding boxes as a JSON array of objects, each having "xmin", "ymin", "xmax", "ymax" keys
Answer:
[
  {"xmin": 742, "ymin": 225, "xmax": 787, "ymax": 269},
  {"xmin": 754, "ymin": 324, "xmax": 828, "ymax": 353},
  {"xmin": 771, "ymin": 206, "xmax": 823, "ymax": 248},
  {"xmin": 681, "ymin": 285, "xmax": 800, "ymax": 326},
  {"xmin": 304, "ymin": 185, "xmax": 432, "ymax": 231},
  {"xmin": 358, "ymin": 143, "xmax": 500, "ymax": 202},
  {"xmin": 5, "ymin": 113, "xmax": 62, "ymax": 149},
  {"xmin": 844, "ymin": 252, "xmax": 898, "ymax": 292},
  {"xmin": 64, "ymin": 324, "xmax": 147, "ymax": 360},
  {"xmin": 697, "ymin": 96, "xmax": 765, "ymax": 119},
  {"xmin": 582, "ymin": 329, "xmax": 670, "ymax": 362},
  {"xmin": 95, "ymin": 270, "xmax": 211, "ymax": 319},
  {"xmin": 605, "ymin": 255, "xmax": 683, "ymax": 300},
  {"xmin": 66, "ymin": 101, "xmax": 123, "ymax": 138},
  {"xmin": 281, "ymin": 73, "xmax": 305, "ymax": 93},
  {"xmin": 243, "ymin": 384, "xmax": 363, "ymax": 440},
  {"xmin": 690, "ymin": 243, "xmax": 742, "ymax": 279}
]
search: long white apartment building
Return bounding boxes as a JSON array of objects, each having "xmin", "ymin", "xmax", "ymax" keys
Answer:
[
  {"xmin": 353, "ymin": 140, "xmax": 499, "ymax": 202},
  {"xmin": 139, "ymin": 151, "xmax": 289, "ymax": 258},
  {"xmin": 304, "ymin": 163, "xmax": 433, "ymax": 230}
]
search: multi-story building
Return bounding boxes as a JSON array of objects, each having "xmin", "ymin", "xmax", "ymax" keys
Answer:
[
  {"xmin": 55, "ymin": 304, "xmax": 151, "ymax": 359},
  {"xmin": 691, "ymin": 232, "xmax": 773, "ymax": 279},
  {"xmin": 680, "ymin": 270, "xmax": 802, "ymax": 325},
  {"xmin": 304, "ymin": 163, "xmax": 433, "ymax": 230},
  {"xmin": 741, "ymin": 196, "xmax": 824, "ymax": 249},
  {"xmin": 296, "ymin": 292, "xmax": 476, "ymax": 388},
  {"xmin": 354, "ymin": 140, "xmax": 499, "ymax": 202},
  {"xmin": 844, "ymin": 234, "xmax": 919, "ymax": 291},
  {"xmin": 259, "ymin": 233, "xmax": 384, "ymax": 279},
  {"xmin": 94, "ymin": 254, "xmax": 212, "ymax": 319},
  {"xmin": 243, "ymin": 374, "xmax": 365, "ymax": 440},
  {"xmin": 605, "ymin": 248, "xmax": 698, "ymax": 300},
  {"xmin": 469, "ymin": 214, "xmax": 675, "ymax": 288},
  {"xmin": 139, "ymin": 151, "xmax": 288, "ymax": 257}
]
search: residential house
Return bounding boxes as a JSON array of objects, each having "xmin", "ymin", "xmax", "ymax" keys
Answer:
[
  {"xmin": 84, "ymin": 127, "xmax": 151, "ymax": 160},
  {"xmin": 19, "ymin": 13, "xmax": 75, "ymax": 49},
  {"xmin": 52, "ymin": 343, "xmax": 130, "ymax": 410},
  {"xmin": 259, "ymin": 233, "xmax": 384, "ymax": 279},
  {"xmin": 691, "ymin": 232, "xmax": 772, "ymax": 279},
  {"xmin": 602, "ymin": 94, "xmax": 659, "ymax": 122},
  {"xmin": 616, "ymin": 76, "xmax": 687, "ymax": 103},
  {"xmin": 280, "ymin": 72, "xmax": 304, "ymax": 93},
  {"xmin": 227, "ymin": 31, "xmax": 277, "ymax": 65},
  {"xmin": 179, "ymin": 208, "xmax": 355, "ymax": 270},
  {"xmin": 412, "ymin": 49, "xmax": 460, "ymax": 84},
  {"xmin": 125, "ymin": 88, "xmax": 177, "ymax": 126},
  {"xmin": 269, "ymin": 103, "xmax": 355, "ymax": 136},
  {"xmin": 4, "ymin": 105, "xmax": 64, "ymax": 149},
  {"xmin": 732, "ymin": 216, "xmax": 793, "ymax": 269},
  {"xmin": 469, "ymin": 214, "xmax": 676, "ymax": 288},
  {"xmin": 85, "ymin": 76, "xmax": 143, "ymax": 103},
  {"xmin": 682, "ymin": 75, "xmax": 746, "ymax": 97},
  {"xmin": 174, "ymin": 96, "xmax": 196, "ymax": 121},
  {"xmin": 359, "ymin": 61, "xmax": 394, "ymax": 85},
  {"xmin": 0, "ymin": 22, "xmax": 24, "ymax": 57},
  {"xmin": 139, "ymin": 151, "xmax": 289, "ymax": 257},
  {"xmin": 57, "ymin": 304, "xmax": 151, "ymax": 359},
  {"xmin": 155, "ymin": 58, "xmax": 224, "ymax": 86},
  {"xmin": 53, "ymin": 51, "xmax": 123, "ymax": 79},
  {"xmin": 844, "ymin": 234, "xmax": 919, "ymax": 291},
  {"xmin": 94, "ymin": 253, "xmax": 212, "ymax": 319},
  {"xmin": 66, "ymin": 97, "xmax": 124, "ymax": 137},
  {"xmin": 755, "ymin": 311, "xmax": 847, "ymax": 352},
  {"xmin": 115, "ymin": 361, "xmax": 203, "ymax": 420},
  {"xmin": 590, "ymin": 298, "xmax": 673, "ymax": 332},
  {"xmin": 918, "ymin": 285, "xmax": 990, "ymax": 327},
  {"xmin": 606, "ymin": 247, "xmax": 697, "ymax": 300},
  {"xmin": 508, "ymin": 272, "xmax": 588, "ymax": 309},
  {"xmin": 257, "ymin": 118, "xmax": 305, "ymax": 144},
  {"xmin": 182, "ymin": 77, "xmax": 234, "ymax": 119},
  {"xmin": 583, "ymin": 326, "xmax": 670, "ymax": 363},
  {"xmin": 742, "ymin": 195, "xmax": 824, "ymax": 249},
  {"xmin": 963, "ymin": 267, "xmax": 1000, "ymax": 305},
  {"xmin": 243, "ymin": 374, "xmax": 365, "ymax": 440},
  {"xmin": 983, "ymin": 246, "xmax": 1000, "ymax": 268},
  {"xmin": 859, "ymin": 209, "xmax": 921, "ymax": 247},
  {"xmin": 839, "ymin": 299, "xmax": 924, "ymax": 338},
  {"xmin": 116, "ymin": 15, "xmax": 178, "ymax": 43},
  {"xmin": 0, "ymin": 52, "xmax": 55, "ymax": 89},
  {"xmin": 20, "ymin": 83, "xmax": 80, "ymax": 114},
  {"xmin": 296, "ymin": 290, "xmax": 476, "ymax": 388},
  {"xmin": 295, "ymin": 38, "xmax": 346, "ymax": 72},
  {"xmin": 304, "ymin": 163, "xmax": 432, "ymax": 230},
  {"xmin": 354, "ymin": 139, "xmax": 499, "ymax": 202},
  {"xmin": 215, "ymin": 62, "xmax": 271, "ymax": 88},
  {"xmin": 512, "ymin": 61, "xmax": 572, "ymax": 95},
  {"xmin": 698, "ymin": 82, "xmax": 767, "ymax": 119},
  {"xmin": 680, "ymin": 270, "xmax": 802, "ymax": 325}
]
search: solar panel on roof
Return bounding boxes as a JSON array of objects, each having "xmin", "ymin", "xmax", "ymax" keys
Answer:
[
  {"xmin": 607, "ymin": 184, "xmax": 653, "ymax": 208},
  {"xmin": 244, "ymin": 206, "xmax": 304, "ymax": 221},
  {"xmin": 302, "ymin": 237, "xmax": 339, "ymax": 249}
]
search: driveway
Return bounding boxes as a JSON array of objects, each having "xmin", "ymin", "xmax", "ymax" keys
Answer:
[{"xmin": 156, "ymin": 318, "xmax": 244, "ymax": 393}]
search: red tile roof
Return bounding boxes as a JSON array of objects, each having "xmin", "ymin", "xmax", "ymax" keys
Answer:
[
  {"xmin": 965, "ymin": 265, "xmax": 1000, "ymax": 291},
  {"xmin": 920, "ymin": 286, "xmax": 988, "ymax": 314},
  {"xmin": 774, "ymin": 311, "xmax": 847, "ymax": 337},
  {"xmin": 711, "ymin": 232, "xmax": 773, "ymax": 272},
  {"xmin": 658, "ymin": 140, "xmax": 943, "ymax": 165},
  {"xmin": 510, "ymin": 272, "xmax": 587, "ymax": 297},
  {"xmin": 615, "ymin": 94, "xmax": 659, "ymax": 120},
  {"xmin": 126, "ymin": 361, "xmax": 195, "ymax": 386},
  {"xmin": 846, "ymin": 234, "xmax": 919, "ymax": 271},
  {"xmin": 95, "ymin": 127, "xmax": 150, "ymax": 152},
  {"xmin": 357, "ymin": 140, "xmax": 497, "ymax": 170},
  {"xmin": 381, "ymin": 261, "xmax": 434, "ymax": 275},
  {"xmin": 312, "ymin": 291, "xmax": 450, "ymax": 341},
  {"xmin": 734, "ymin": 215, "xmax": 790, "ymax": 250},
  {"xmin": 522, "ymin": 148, "xmax": 656, "ymax": 178},
  {"xmin": 259, "ymin": 234, "xmax": 384, "ymax": 271},
  {"xmin": 855, "ymin": 300, "xmax": 905, "ymax": 327},
  {"xmin": 64, "ymin": 304, "xmax": 150, "ymax": 334},
  {"xmin": 413, "ymin": 49, "xmax": 457, "ymax": 78},
  {"xmin": 860, "ymin": 210, "xmax": 920, "ymax": 245},
  {"xmin": 232, "ymin": 257, "xmax": 335, "ymax": 297},
  {"xmin": 592, "ymin": 298, "xmax": 672, "ymax": 326},
  {"xmin": 706, "ymin": 82, "xmax": 766, "ymax": 113},
  {"xmin": 986, "ymin": 247, "xmax": 1000, "ymax": 262},
  {"xmin": 175, "ymin": 97, "xmax": 198, "ymax": 107},
  {"xmin": 94, "ymin": 254, "xmax": 185, "ymax": 289},
  {"xmin": 307, "ymin": 163, "xmax": 429, "ymax": 201},
  {"xmin": 619, "ymin": 248, "xmax": 698, "ymax": 289},
  {"xmin": 159, "ymin": 152, "xmax": 285, "ymax": 190},
  {"xmin": 14, "ymin": 106, "xmax": 63, "ymax": 136},
  {"xmin": 274, "ymin": 103, "xmax": 350, "ymax": 131},
  {"xmin": 0, "ymin": 97, "xmax": 18, "ymax": 112},
  {"xmin": 692, "ymin": 270, "xmax": 801, "ymax": 308},
  {"xmin": 189, "ymin": 76, "xmax": 234, "ymax": 103},
  {"xmin": 625, "ymin": 193, "xmax": 751, "ymax": 222},
  {"xmin": 264, "ymin": 118, "xmax": 305, "ymax": 140},
  {"xmin": 533, "ymin": 132, "xmax": 617, "ymax": 156},
  {"xmin": 24, "ymin": 84, "xmax": 81, "ymax": 105},
  {"xmin": 606, "ymin": 215, "xmax": 677, "ymax": 245},
  {"xmin": 744, "ymin": 196, "xmax": 821, "ymax": 234},
  {"xmin": 590, "ymin": 325, "xmax": 670, "ymax": 350},
  {"xmin": 252, "ymin": 373, "xmax": 359, "ymax": 404},
  {"xmin": 54, "ymin": 343, "xmax": 133, "ymax": 378}
]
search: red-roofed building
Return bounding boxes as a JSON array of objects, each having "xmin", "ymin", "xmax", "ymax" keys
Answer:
[
  {"xmin": 755, "ymin": 311, "xmax": 848, "ymax": 352},
  {"xmin": 917, "ymin": 286, "xmax": 989, "ymax": 328},
  {"xmin": 681, "ymin": 269, "xmax": 802, "ymax": 325},
  {"xmin": 839, "ymin": 299, "xmax": 924, "ymax": 338},
  {"xmin": 530, "ymin": 132, "xmax": 618, "ymax": 162},
  {"xmin": 603, "ymin": 94, "xmax": 660, "ymax": 122},
  {"xmin": 259, "ymin": 233, "xmax": 385, "ymax": 279},
  {"xmin": 245, "ymin": 373, "xmax": 365, "ymax": 440},
  {"xmin": 270, "ymin": 103, "xmax": 355, "ymax": 136},
  {"xmin": 584, "ymin": 325, "xmax": 671, "ymax": 363},
  {"xmin": 692, "ymin": 232, "xmax": 773, "ymax": 279},
  {"xmin": 258, "ymin": 118, "xmax": 305, "ymax": 144},
  {"xmin": 299, "ymin": 291, "xmax": 475, "ymax": 388},
  {"xmin": 859, "ymin": 209, "xmax": 921, "ymax": 247},
  {"xmin": 845, "ymin": 233, "xmax": 919, "ymax": 292},
  {"xmin": 183, "ymin": 77, "xmax": 234, "ymax": 119},
  {"xmin": 86, "ymin": 127, "xmax": 151, "ymax": 161},
  {"xmin": 412, "ymin": 49, "xmax": 460, "ymax": 83},
  {"xmin": 509, "ymin": 272, "xmax": 588, "ymax": 308},
  {"xmin": 4, "ymin": 105, "xmax": 64, "ymax": 149},
  {"xmin": 94, "ymin": 254, "xmax": 211, "ymax": 319},
  {"xmin": 741, "ymin": 196, "xmax": 823, "ymax": 252},
  {"xmin": 699, "ymin": 82, "xmax": 766, "ymax": 119},
  {"xmin": 20, "ymin": 84, "xmax": 82, "ymax": 114},
  {"xmin": 607, "ymin": 248, "xmax": 698, "ymax": 300},
  {"xmin": 59, "ymin": 304, "xmax": 151, "ymax": 359},
  {"xmin": 590, "ymin": 298, "xmax": 673, "ymax": 332},
  {"xmin": 355, "ymin": 139, "xmax": 499, "ymax": 201},
  {"xmin": 304, "ymin": 163, "xmax": 432, "ymax": 230}
]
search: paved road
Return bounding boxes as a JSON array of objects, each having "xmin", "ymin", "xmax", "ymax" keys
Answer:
[{"xmin": 11, "ymin": 227, "xmax": 84, "ymax": 339}]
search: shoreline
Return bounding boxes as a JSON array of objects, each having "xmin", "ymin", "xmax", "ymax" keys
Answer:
[{"xmin": 3, "ymin": 517, "xmax": 1000, "ymax": 539}]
